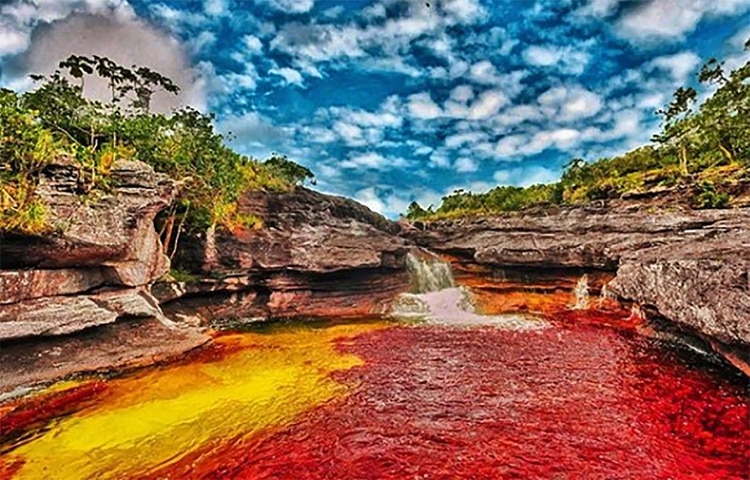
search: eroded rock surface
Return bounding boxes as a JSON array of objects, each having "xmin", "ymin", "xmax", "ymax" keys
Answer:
[
  {"xmin": 407, "ymin": 203, "xmax": 750, "ymax": 372},
  {"xmin": 0, "ymin": 318, "xmax": 209, "ymax": 394},
  {"xmin": 609, "ymin": 234, "xmax": 750, "ymax": 346},
  {"xmin": 163, "ymin": 187, "xmax": 411, "ymax": 322},
  {"xmin": 406, "ymin": 205, "xmax": 747, "ymax": 269},
  {"xmin": 0, "ymin": 159, "xmax": 210, "ymax": 391}
]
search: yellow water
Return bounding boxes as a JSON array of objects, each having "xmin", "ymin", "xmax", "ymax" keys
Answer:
[{"xmin": 3, "ymin": 322, "xmax": 385, "ymax": 480}]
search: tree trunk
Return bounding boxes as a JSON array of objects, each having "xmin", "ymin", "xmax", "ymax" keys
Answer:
[
  {"xmin": 680, "ymin": 144, "xmax": 689, "ymax": 176},
  {"xmin": 162, "ymin": 211, "xmax": 176, "ymax": 255},
  {"xmin": 718, "ymin": 141, "xmax": 735, "ymax": 164},
  {"xmin": 203, "ymin": 223, "xmax": 217, "ymax": 272},
  {"xmin": 169, "ymin": 203, "xmax": 189, "ymax": 260}
]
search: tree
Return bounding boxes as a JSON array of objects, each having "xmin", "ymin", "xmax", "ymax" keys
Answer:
[
  {"xmin": 263, "ymin": 153, "xmax": 315, "ymax": 186},
  {"xmin": 405, "ymin": 201, "xmax": 427, "ymax": 219},
  {"xmin": 654, "ymin": 87, "xmax": 698, "ymax": 176}
]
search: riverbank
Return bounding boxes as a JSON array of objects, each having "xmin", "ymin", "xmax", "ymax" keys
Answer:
[{"xmin": 0, "ymin": 159, "xmax": 747, "ymax": 395}]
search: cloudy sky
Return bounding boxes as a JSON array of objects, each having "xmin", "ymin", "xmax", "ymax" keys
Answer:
[{"xmin": 1, "ymin": 0, "xmax": 749, "ymax": 217}]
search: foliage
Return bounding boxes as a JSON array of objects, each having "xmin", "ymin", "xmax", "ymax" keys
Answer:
[
  {"xmin": 0, "ymin": 55, "xmax": 313, "ymax": 240},
  {"xmin": 264, "ymin": 153, "xmax": 315, "ymax": 186},
  {"xmin": 692, "ymin": 181, "xmax": 729, "ymax": 209},
  {"xmin": 406, "ymin": 39, "xmax": 749, "ymax": 221},
  {"xmin": 169, "ymin": 268, "xmax": 200, "ymax": 284},
  {"xmin": 0, "ymin": 89, "xmax": 58, "ymax": 233}
]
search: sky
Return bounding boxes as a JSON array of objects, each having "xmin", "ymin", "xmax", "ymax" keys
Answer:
[{"xmin": 0, "ymin": 0, "xmax": 749, "ymax": 217}]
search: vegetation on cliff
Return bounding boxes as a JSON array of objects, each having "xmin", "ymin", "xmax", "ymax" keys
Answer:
[
  {"xmin": 0, "ymin": 55, "xmax": 313, "ymax": 241},
  {"xmin": 406, "ymin": 39, "xmax": 750, "ymax": 221}
]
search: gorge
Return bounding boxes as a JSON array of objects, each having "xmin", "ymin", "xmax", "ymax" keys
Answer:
[{"xmin": 0, "ymin": 158, "xmax": 748, "ymax": 479}]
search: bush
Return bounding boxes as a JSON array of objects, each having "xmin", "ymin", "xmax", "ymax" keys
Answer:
[
  {"xmin": 0, "ymin": 55, "xmax": 314, "ymax": 242},
  {"xmin": 693, "ymin": 181, "xmax": 730, "ymax": 209}
]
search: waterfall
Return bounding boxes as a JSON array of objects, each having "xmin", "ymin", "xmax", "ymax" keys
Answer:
[
  {"xmin": 572, "ymin": 274, "xmax": 590, "ymax": 310},
  {"xmin": 598, "ymin": 282, "xmax": 616, "ymax": 307},
  {"xmin": 391, "ymin": 252, "xmax": 547, "ymax": 330},
  {"xmin": 406, "ymin": 252, "xmax": 456, "ymax": 293}
]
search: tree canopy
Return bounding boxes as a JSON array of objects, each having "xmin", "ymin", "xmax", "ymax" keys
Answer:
[{"xmin": 0, "ymin": 55, "xmax": 314, "ymax": 243}]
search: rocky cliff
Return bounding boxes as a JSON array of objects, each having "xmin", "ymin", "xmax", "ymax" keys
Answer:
[
  {"xmin": 0, "ymin": 164, "xmax": 412, "ymax": 393},
  {"xmin": 156, "ymin": 187, "xmax": 411, "ymax": 323},
  {"xmin": 0, "ymin": 159, "xmax": 209, "ymax": 394},
  {"xmin": 405, "ymin": 202, "xmax": 750, "ymax": 373}
]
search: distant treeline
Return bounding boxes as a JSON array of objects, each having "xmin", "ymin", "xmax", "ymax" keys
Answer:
[{"xmin": 406, "ymin": 38, "xmax": 750, "ymax": 221}]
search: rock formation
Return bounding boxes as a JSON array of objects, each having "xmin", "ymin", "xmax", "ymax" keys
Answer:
[
  {"xmin": 0, "ymin": 159, "xmax": 210, "ymax": 393},
  {"xmin": 159, "ymin": 187, "xmax": 412, "ymax": 322},
  {"xmin": 405, "ymin": 202, "xmax": 750, "ymax": 373}
]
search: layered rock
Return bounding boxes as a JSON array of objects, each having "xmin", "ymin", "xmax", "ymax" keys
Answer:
[
  {"xmin": 406, "ymin": 203, "xmax": 750, "ymax": 372},
  {"xmin": 160, "ymin": 187, "xmax": 411, "ymax": 323},
  {"xmin": 406, "ymin": 204, "xmax": 745, "ymax": 270},
  {"xmin": 0, "ymin": 159, "xmax": 209, "ymax": 393}
]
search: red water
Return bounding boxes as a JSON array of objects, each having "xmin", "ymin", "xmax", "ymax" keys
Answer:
[{"xmin": 152, "ymin": 322, "xmax": 749, "ymax": 480}]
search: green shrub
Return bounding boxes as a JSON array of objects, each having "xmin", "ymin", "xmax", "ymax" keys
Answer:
[{"xmin": 693, "ymin": 181, "xmax": 730, "ymax": 209}]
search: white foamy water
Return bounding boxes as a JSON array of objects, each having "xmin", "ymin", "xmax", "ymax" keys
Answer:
[
  {"xmin": 391, "ymin": 287, "xmax": 549, "ymax": 331},
  {"xmin": 394, "ymin": 253, "xmax": 548, "ymax": 330},
  {"xmin": 572, "ymin": 274, "xmax": 590, "ymax": 310},
  {"xmin": 406, "ymin": 252, "xmax": 455, "ymax": 293}
]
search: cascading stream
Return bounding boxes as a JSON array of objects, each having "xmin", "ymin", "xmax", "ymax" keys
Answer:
[
  {"xmin": 573, "ymin": 274, "xmax": 590, "ymax": 310},
  {"xmin": 405, "ymin": 251, "xmax": 455, "ymax": 293},
  {"xmin": 392, "ymin": 252, "xmax": 547, "ymax": 330}
]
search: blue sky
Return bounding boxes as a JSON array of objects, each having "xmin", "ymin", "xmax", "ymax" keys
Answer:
[{"xmin": 1, "ymin": 0, "xmax": 749, "ymax": 217}]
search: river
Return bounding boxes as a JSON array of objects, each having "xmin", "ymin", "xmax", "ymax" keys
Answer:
[{"xmin": 1, "ymin": 301, "xmax": 747, "ymax": 479}]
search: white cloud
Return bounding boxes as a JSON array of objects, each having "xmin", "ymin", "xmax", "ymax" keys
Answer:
[
  {"xmin": 469, "ymin": 60, "xmax": 499, "ymax": 84},
  {"xmin": 407, "ymin": 92, "xmax": 443, "ymax": 120},
  {"xmin": 450, "ymin": 85, "xmax": 474, "ymax": 103},
  {"xmin": 339, "ymin": 101, "xmax": 403, "ymax": 128},
  {"xmin": 523, "ymin": 45, "xmax": 591, "ymax": 75},
  {"xmin": 354, "ymin": 187, "xmax": 386, "ymax": 214},
  {"xmin": 494, "ymin": 165, "xmax": 559, "ymax": 187},
  {"xmin": 648, "ymin": 51, "xmax": 701, "ymax": 84},
  {"xmin": 442, "ymin": 0, "xmax": 487, "ymax": 24},
  {"xmin": 203, "ymin": 0, "xmax": 228, "ymax": 16},
  {"xmin": 242, "ymin": 34, "xmax": 264, "ymax": 55},
  {"xmin": 495, "ymin": 134, "xmax": 531, "ymax": 158},
  {"xmin": 217, "ymin": 111, "xmax": 288, "ymax": 155},
  {"xmin": 189, "ymin": 30, "xmax": 216, "ymax": 54},
  {"xmin": 617, "ymin": 0, "xmax": 750, "ymax": 43},
  {"xmin": 430, "ymin": 150, "xmax": 452, "ymax": 168},
  {"xmin": 573, "ymin": 0, "xmax": 621, "ymax": 18},
  {"xmin": 538, "ymin": 85, "xmax": 603, "ymax": 122},
  {"xmin": 467, "ymin": 61, "xmax": 527, "ymax": 95},
  {"xmin": 270, "ymin": 0, "xmax": 488, "ymax": 76},
  {"xmin": 725, "ymin": 24, "xmax": 750, "ymax": 71},
  {"xmin": 495, "ymin": 127, "xmax": 583, "ymax": 158},
  {"xmin": 581, "ymin": 108, "xmax": 643, "ymax": 142},
  {"xmin": 3, "ymin": 11, "xmax": 207, "ymax": 110},
  {"xmin": 467, "ymin": 89, "xmax": 509, "ymax": 120},
  {"xmin": 493, "ymin": 105, "xmax": 544, "ymax": 128},
  {"xmin": 269, "ymin": 67, "xmax": 304, "ymax": 87},
  {"xmin": 445, "ymin": 132, "xmax": 486, "ymax": 149},
  {"xmin": 0, "ymin": 23, "xmax": 28, "ymax": 56},
  {"xmin": 264, "ymin": 0, "xmax": 315, "ymax": 14},
  {"xmin": 342, "ymin": 152, "xmax": 407, "ymax": 170},
  {"xmin": 333, "ymin": 121, "xmax": 365, "ymax": 146},
  {"xmin": 454, "ymin": 157, "xmax": 479, "ymax": 173},
  {"xmin": 219, "ymin": 64, "xmax": 259, "ymax": 92},
  {"xmin": 0, "ymin": 0, "xmax": 137, "ymax": 57}
]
